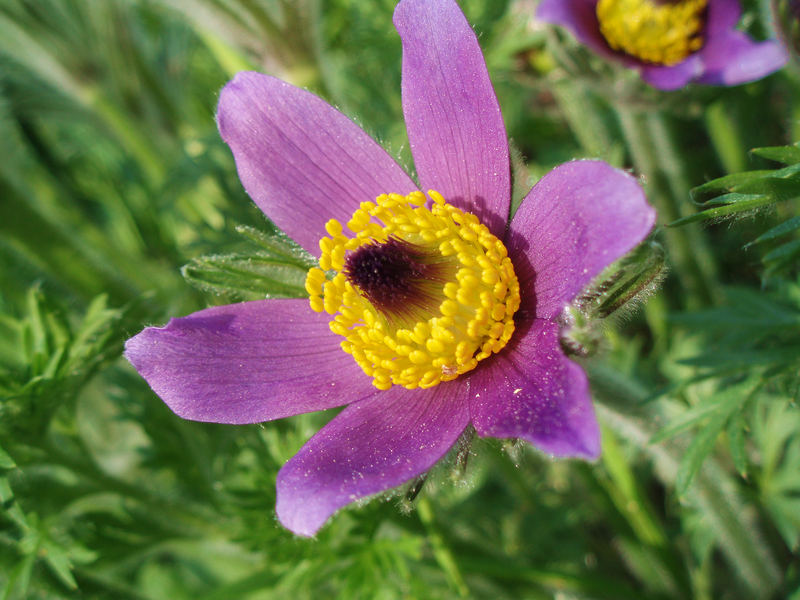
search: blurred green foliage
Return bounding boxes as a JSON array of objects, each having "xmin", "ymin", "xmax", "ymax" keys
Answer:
[{"xmin": 1, "ymin": 0, "xmax": 799, "ymax": 598}]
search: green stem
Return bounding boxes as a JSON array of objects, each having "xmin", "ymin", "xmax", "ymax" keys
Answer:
[
  {"xmin": 416, "ymin": 496, "xmax": 469, "ymax": 597},
  {"xmin": 600, "ymin": 426, "xmax": 667, "ymax": 547},
  {"xmin": 704, "ymin": 101, "xmax": 748, "ymax": 174},
  {"xmin": 644, "ymin": 113, "xmax": 693, "ymax": 204},
  {"xmin": 552, "ymin": 78, "xmax": 619, "ymax": 163},
  {"xmin": 615, "ymin": 105, "xmax": 719, "ymax": 307},
  {"xmin": 199, "ymin": 31, "xmax": 255, "ymax": 78}
]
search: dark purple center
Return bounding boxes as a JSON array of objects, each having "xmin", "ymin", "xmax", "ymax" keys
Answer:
[{"xmin": 343, "ymin": 237, "xmax": 446, "ymax": 317}]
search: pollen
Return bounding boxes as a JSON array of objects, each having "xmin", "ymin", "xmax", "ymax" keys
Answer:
[
  {"xmin": 596, "ymin": 0, "xmax": 708, "ymax": 66},
  {"xmin": 305, "ymin": 190, "xmax": 520, "ymax": 390}
]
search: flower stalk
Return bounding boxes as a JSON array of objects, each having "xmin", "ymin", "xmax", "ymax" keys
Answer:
[{"xmin": 615, "ymin": 104, "xmax": 720, "ymax": 306}]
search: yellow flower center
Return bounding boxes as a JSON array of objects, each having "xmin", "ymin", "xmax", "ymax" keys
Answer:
[
  {"xmin": 596, "ymin": 0, "xmax": 708, "ymax": 66},
  {"xmin": 305, "ymin": 190, "xmax": 520, "ymax": 391}
]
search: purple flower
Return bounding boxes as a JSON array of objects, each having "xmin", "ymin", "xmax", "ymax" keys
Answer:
[
  {"xmin": 537, "ymin": 0, "xmax": 788, "ymax": 90},
  {"xmin": 125, "ymin": 0, "xmax": 655, "ymax": 537}
]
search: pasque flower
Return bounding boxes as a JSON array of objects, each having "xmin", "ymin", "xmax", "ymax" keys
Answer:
[
  {"xmin": 125, "ymin": 0, "xmax": 655, "ymax": 537},
  {"xmin": 537, "ymin": 0, "xmax": 788, "ymax": 90}
]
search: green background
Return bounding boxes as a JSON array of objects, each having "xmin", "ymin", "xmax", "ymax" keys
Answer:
[{"xmin": 1, "ymin": 0, "xmax": 800, "ymax": 598}]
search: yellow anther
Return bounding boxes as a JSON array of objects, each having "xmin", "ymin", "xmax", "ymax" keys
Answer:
[
  {"xmin": 325, "ymin": 219, "xmax": 343, "ymax": 237},
  {"xmin": 363, "ymin": 310, "xmax": 375, "ymax": 327},
  {"xmin": 443, "ymin": 282, "xmax": 459, "ymax": 299},
  {"xmin": 481, "ymin": 269, "xmax": 499, "ymax": 285},
  {"xmin": 460, "ymin": 228, "xmax": 478, "ymax": 243},
  {"xmin": 309, "ymin": 296, "xmax": 324, "ymax": 312},
  {"xmin": 438, "ymin": 241, "xmax": 456, "ymax": 257},
  {"xmin": 427, "ymin": 190, "xmax": 444, "ymax": 204},
  {"xmin": 303, "ymin": 190, "xmax": 520, "ymax": 390},
  {"xmin": 426, "ymin": 338, "xmax": 446, "ymax": 353},
  {"xmin": 409, "ymin": 350, "xmax": 429, "ymax": 365},
  {"xmin": 320, "ymin": 237, "xmax": 334, "ymax": 254},
  {"xmin": 491, "ymin": 304, "xmax": 506, "ymax": 321},
  {"xmin": 596, "ymin": 0, "xmax": 708, "ymax": 66},
  {"xmin": 411, "ymin": 322, "xmax": 429, "ymax": 344},
  {"xmin": 456, "ymin": 288, "xmax": 478, "ymax": 306},
  {"xmin": 304, "ymin": 267, "xmax": 325, "ymax": 296},
  {"xmin": 440, "ymin": 300, "xmax": 460, "ymax": 317},
  {"xmin": 433, "ymin": 321, "xmax": 456, "ymax": 342}
]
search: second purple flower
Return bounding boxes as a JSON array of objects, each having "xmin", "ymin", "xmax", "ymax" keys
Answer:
[{"xmin": 537, "ymin": 0, "xmax": 788, "ymax": 89}]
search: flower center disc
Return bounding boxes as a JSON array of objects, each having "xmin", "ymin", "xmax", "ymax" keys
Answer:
[
  {"xmin": 305, "ymin": 190, "xmax": 520, "ymax": 390},
  {"xmin": 596, "ymin": 0, "xmax": 708, "ymax": 66}
]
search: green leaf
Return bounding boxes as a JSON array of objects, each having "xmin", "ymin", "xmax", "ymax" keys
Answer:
[
  {"xmin": 678, "ymin": 347, "xmax": 800, "ymax": 369},
  {"xmin": 39, "ymin": 540, "xmax": 78, "ymax": 590},
  {"xmin": 762, "ymin": 238, "xmax": 800, "ymax": 263},
  {"xmin": 0, "ymin": 444, "xmax": 15, "ymax": 469},
  {"xmin": 705, "ymin": 179, "xmax": 798, "ymax": 203},
  {"xmin": 672, "ymin": 287, "xmax": 800, "ymax": 332},
  {"xmin": 651, "ymin": 380, "xmax": 756, "ymax": 444},
  {"xmin": 683, "ymin": 161, "xmax": 800, "ymax": 237},
  {"xmin": 727, "ymin": 413, "xmax": 749, "ymax": 478},
  {"xmin": 182, "ymin": 253, "xmax": 308, "ymax": 299},
  {"xmin": 234, "ymin": 225, "xmax": 316, "ymax": 268},
  {"xmin": 669, "ymin": 194, "xmax": 775, "ymax": 226},
  {"xmin": 690, "ymin": 170, "xmax": 779, "ymax": 202},
  {"xmin": 676, "ymin": 407, "xmax": 731, "ymax": 496},
  {"xmin": 1, "ymin": 553, "xmax": 36, "ymax": 600},
  {"xmin": 755, "ymin": 401, "xmax": 800, "ymax": 548},
  {"xmin": 750, "ymin": 143, "xmax": 800, "ymax": 165},
  {"xmin": 0, "ymin": 476, "xmax": 15, "ymax": 505},
  {"xmin": 746, "ymin": 215, "xmax": 800, "ymax": 246},
  {"xmin": 182, "ymin": 224, "xmax": 317, "ymax": 299}
]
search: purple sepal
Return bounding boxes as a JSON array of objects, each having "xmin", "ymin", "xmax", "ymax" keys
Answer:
[
  {"xmin": 468, "ymin": 319, "xmax": 600, "ymax": 459},
  {"xmin": 395, "ymin": 0, "xmax": 510, "ymax": 236},
  {"xmin": 505, "ymin": 160, "xmax": 655, "ymax": 321},
  {"xmin": 276, "ymin": 382, "xmax": 469, "ymax": 536},
  {"xmin": 696, "ymin": 32, "xmax": 789, "ymax": 86},
  {"xmin": 125, "ymin": 299, "xmax": 378, "ymax": 424},
  {"xmin": 217, "ymin": 72, "xmax": 417, "ymax": 256}
]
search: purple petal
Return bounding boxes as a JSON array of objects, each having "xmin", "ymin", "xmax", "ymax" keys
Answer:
[
  {"xmin": 696, "ymin": 31, "xmax": 788, "ymax": 86},
  {"xmin": 394, "ymin": 0, "xmax": 510, "ymax": 236},
  {"xmin": 706, "ymin": 0, "xmax": 742, "ymax": 35},
  {"xmin": 640, "ymin": 0, "xmax": 745, "ymax": 89},
  {"xmin": 276, "ymin": 382, "xmax": 469, "ymax": 536},
  {"xmin": 125, "ymin": 299, "xmax": 378, "ymax": 424},
  {"xmin": 536, "ymin": 0, "xmax": 630, "ymax": 64},
  {"xmin": 640, "ymin": 55, "xmax": 703, "ymax": 90},
  {"xmin": 505, "ymin": 160, "xmax": 655, "ymax": 320},
  {"xmin": 468, "ymin": 319, "xmax": 600, "ymax": 459},
  {"xmin": 217, "ymin": 72, "xmax": 417, "ymax": 256}
]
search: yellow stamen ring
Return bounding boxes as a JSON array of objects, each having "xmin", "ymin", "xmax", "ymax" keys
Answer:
[
  {"xmin": 596, "ymin": 0, "xmax": 708, "ymax": 66},
  {"xmin": 305, "ymin": 190, "xmax": 520, "ymax": 391}
]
